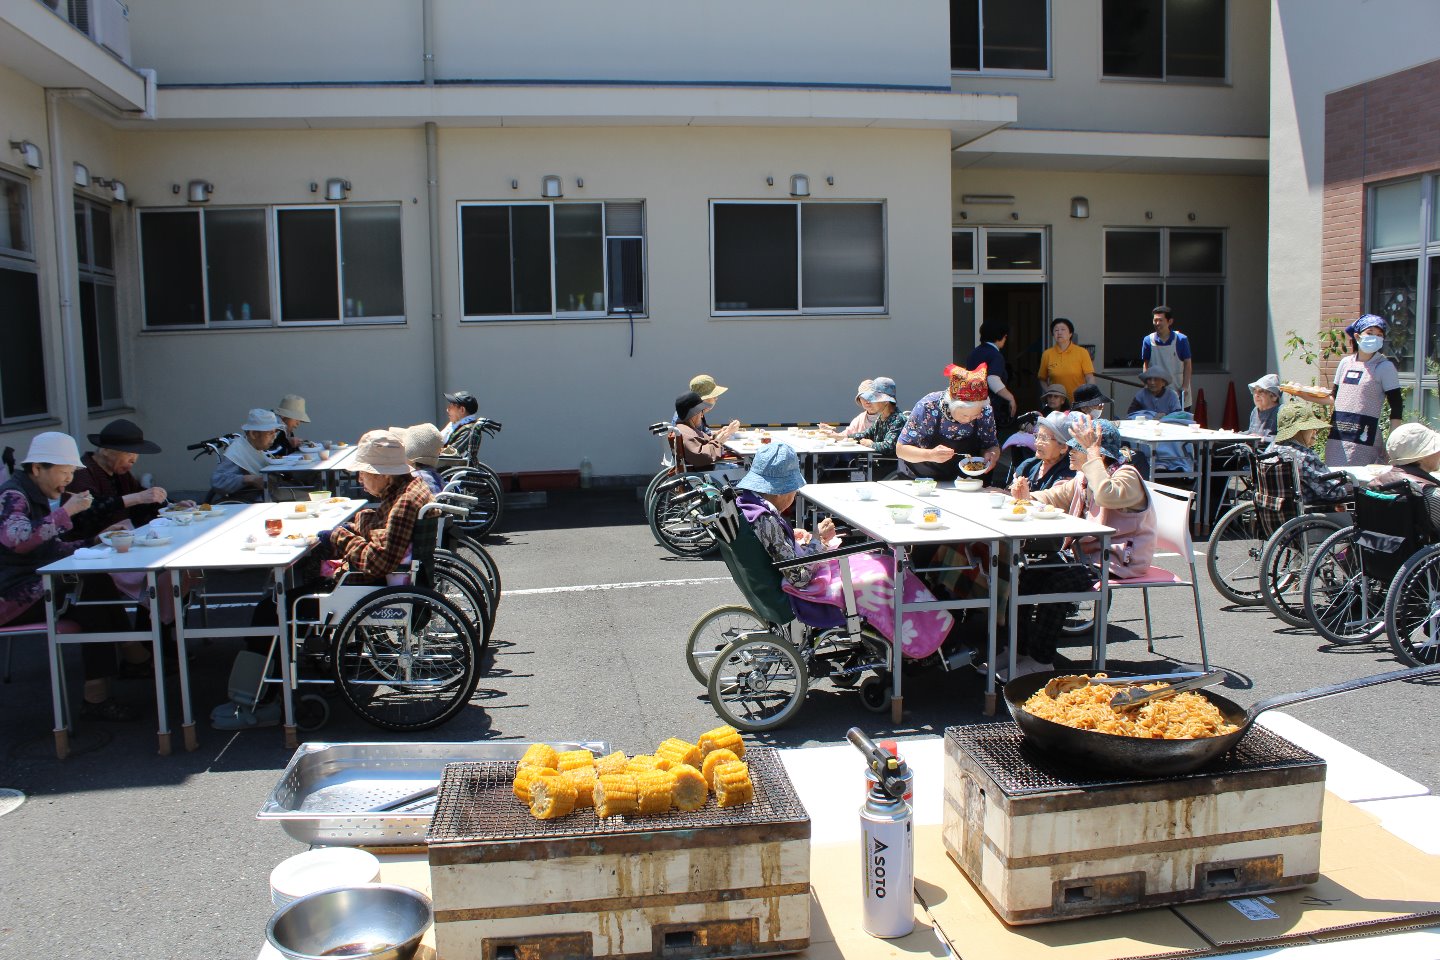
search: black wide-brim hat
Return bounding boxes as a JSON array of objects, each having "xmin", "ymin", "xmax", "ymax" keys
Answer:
[
  {"xmin": 1071, "ymin": 384, "xmax": 1111, "ymax": 408},
  {"xmin": 88, "ymin": 418, "xmax": 161, "ymax": 454}
]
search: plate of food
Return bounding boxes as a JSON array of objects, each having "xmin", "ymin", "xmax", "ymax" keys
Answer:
[
  {"xmin": 134, "ymin": 529, "xmax": 173, "ymax": 546},
  {"xmin": 1280, "ymin": 381, "xmax": 1331, "ymax": 403},
  {"xmin": 999, "ymin": 501, "xmax": 1031, "ymax": 521},
  {"xmin": 958, "ymin": 457, "xmax": 989, "ymax": 477},
  {"xmin": 1031, "ymin": 504, "xmax": 1063, "ymax": 519},
  {"xmin": 914, "ymin": 509, "xmax": 946, "ymax": 530}
]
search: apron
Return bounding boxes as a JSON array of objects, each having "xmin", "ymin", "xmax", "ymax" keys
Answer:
[
  {"xmin": 1325, "ymin": 354, "xmax": 1390, "ymax": 467},
  {"xmin": 906, "ymin": 434, "xmax": 984, "ymax": 482}
]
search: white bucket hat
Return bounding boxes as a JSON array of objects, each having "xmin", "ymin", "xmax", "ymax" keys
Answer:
[
  {"xmin": 346, "ymin": 429, "xmax": 413, "ymax": 476},
  {"xmin": 241, "ymin": 408, "xmax": 282, "ymax": 433},
  {"xmin": 397, "ymin": 423, "xmax": 444, "ymax": 467},
  {"xmin": 21, "ymin": 432, "xmax": 84, "ymax": 468},
  {"xmin": 1386, "ymin": 423, "xmax": 1440, "ymax": 466},
  {"xmin": 274, "ymin": 395, "xmax": 310, "ymax": 423}
]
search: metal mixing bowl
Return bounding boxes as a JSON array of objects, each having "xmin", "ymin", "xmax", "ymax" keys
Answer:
[{"xmin": 266, "ymin": 884, "xmax": 432, "ymax": 960}]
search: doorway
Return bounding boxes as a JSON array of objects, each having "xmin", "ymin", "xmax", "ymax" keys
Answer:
[{"xmin": 951, "ymin": 282, "xmax": 1048, "ymax": 411}]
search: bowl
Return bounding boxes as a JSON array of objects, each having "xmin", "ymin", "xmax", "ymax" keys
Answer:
[
  {"xmin": 267, "ymin": 884, "xmax": 431, "ymax": 960},
  {"xmin": 912, "ymin": 478, "xmax": 938, "ymax": 495},
  {"xmin": 309, "ymin": 490, "xmax": 333, "ymax": 502},
  {"xmin": 954, "ymin": 477, "xmax": 984, "ymax": 492},
  {"xmin": 958, "ymin": 458, "xmax": 989, "ymax": 476},
  {"xmin": 886, "ymin": 503, "xmax": 913, "ymax": 522},
  {"xmin": 271, "ymin": 848, "xmax": 381, "ymax": 907}
]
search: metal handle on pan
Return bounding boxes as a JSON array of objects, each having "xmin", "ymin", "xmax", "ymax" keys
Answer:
[{"xmin": 1243, "ymin": 663, "xmax": 1440, "ymax": 724}]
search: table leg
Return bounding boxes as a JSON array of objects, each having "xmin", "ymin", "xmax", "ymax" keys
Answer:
[
  {"xmin": 172, "ymin": 575, "xmax": 197, "ymax": 752},
  {"xmin": 891, "ymin": 545, "xmax": 905, "ymax": 725},
  {"xmin": 1095, "ymin": 533, "xmax": 1111, "ymax": 671},
  {"xmin": 1199, "ymin": 445, "xmax": 1215, "ymax": 537},
  {"xmin": 44, "ymin": 575, "xmax": 70, "ymax": 759},
  {"xmin": 275, "ymin": 575, "xmax": 298, "ymax": 748},
  {"xmin": 147, "ymin": 573, "xmax": 172, "ymax": 755},
  {"xmin": 984, "ymin": 538, "xmax": 999, "ymax": 716},
  {"xmin": 1007, "ymin": 541, "xmax": 1019, "ymax": 682}
]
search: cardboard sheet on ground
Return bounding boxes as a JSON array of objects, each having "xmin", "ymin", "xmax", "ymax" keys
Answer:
[{"xmin": 917, "ymin": 793, "xmax": 1440, "ymax": 960}]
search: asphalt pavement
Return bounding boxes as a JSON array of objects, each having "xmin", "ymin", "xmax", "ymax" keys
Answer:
[{"xmin": 0, "ymin": 488, "xmax": 1435, "ymax": 959}]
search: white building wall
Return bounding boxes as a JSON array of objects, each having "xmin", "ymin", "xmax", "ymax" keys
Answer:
[
  {"xmin": 126, "ymin": 0, "xmax": 951, "ymax": 89},
  {"xmin": 1269, "ymin": 0, "xmax": 1440, "ymax": 384},
  {"xmin": 950, "ymin": 0, "xmax": 1269, "ymax": 137}
]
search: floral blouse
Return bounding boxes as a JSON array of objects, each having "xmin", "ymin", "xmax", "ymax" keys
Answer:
[
  {"xmin": 897, "ymin": 391, "xmax": 998, "ymax": 451},
  {"xmin": 0, "ymin": 483, "xmax": 79, "ymax": 625},
  {"xmin": 739, "ymin": 492, "xmax": 824, "ymax": 589},
  {"xmin": 852, "ymin": 410, "xmax": 908, "ymax": 458}
]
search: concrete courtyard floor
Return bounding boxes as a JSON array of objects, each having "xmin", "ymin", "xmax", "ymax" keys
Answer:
[{"xmin": 0, "ymin": 488, "xmax": 1435, "ymax": 958}]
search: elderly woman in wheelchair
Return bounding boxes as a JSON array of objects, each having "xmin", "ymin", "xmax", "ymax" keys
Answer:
[{"xmin": 693, "ymin": 443, "xmax": 964, "ymax": 731}]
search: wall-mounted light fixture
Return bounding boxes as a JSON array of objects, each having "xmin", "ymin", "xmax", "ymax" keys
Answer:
[
  {"xmin": 325, "ymin": 178, "xmax": 351, "ymax": 201},
  {"xmin": 540, "ymin": 174, "xmax": 563, "ymax": 199},
  {"xmin": 1069, "ymin": 196, "xmax": 1089, "ymax": 219},
  {"xmin": 1187, "ymin": 212, "xmax": 1197, "ymax": 222},
  {"xmin": 1144, "ymin": 210, "xmax": 1154, "ymax": 221},
  {"xmin": 957, "ymin": 211, "xmax": 968, "ymax": 220},
  {"xmin": 9, "ymin": 139, "xmax": 42, "ymax": 169},
  {"xmin": 826, "ymin": 176, "xmax": 834, "ymax": 186},
  {"xmin": 960, "ymin": 194, "xmax": 1015, "ymax": 205},
  {"xmin": 1010, "ymin": 211, "xmax": 1020, "ymax": 221},
  {"xmin": 510, "ymin": 179, "xmax": 519, "ymax": 190},
  {"xmin": 93, "ymin": 177, "xmax": 126, "ymax": 202},
  {"xmin": 576, "ymin": 177, "xmax": 584, "ymax": 189},
  {"xmin": 187, "ymin": 180, "xmax": 214, "ymax": 203},
  {"xmin": 766, "ymin": 176, "xmax": 774, "ymax": 187},
  {"xmin": 789, "ymin": 174, "xmax": 810, "ymax": 198},
  {"xmin": 73, "ymin": 162, "xmax": 90, "ymax": 187}
]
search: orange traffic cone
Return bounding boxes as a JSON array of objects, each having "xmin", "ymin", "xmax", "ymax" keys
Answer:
[
  {"xmin": 1221, "ymin": 381, "xmax": 1240, "ymax": 431},
  {"xmin": 1194, "ymin": 389, "xmax": 1209, "ymax": 429}
]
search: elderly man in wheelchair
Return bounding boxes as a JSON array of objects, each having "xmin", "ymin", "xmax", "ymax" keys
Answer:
[{"xmin": 682, "ymin": 443, "xmax": 976, "ymax": 731}]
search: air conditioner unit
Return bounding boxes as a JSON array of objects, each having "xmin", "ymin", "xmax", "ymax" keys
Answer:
[{"xmin": 71, "ymin": 0, "xmax": 131, "ymax": 64}]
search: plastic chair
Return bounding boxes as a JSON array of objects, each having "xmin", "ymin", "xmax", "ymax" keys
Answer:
[{"xmin": 1104, "ymin": 482, "xmax": 1209, "ymax": 670}]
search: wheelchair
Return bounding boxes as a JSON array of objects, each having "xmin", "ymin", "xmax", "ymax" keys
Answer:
[
  {"xmin": 1255, "ymin": 461, "xmax": 1353, "ymax": 627},
  {"xmin": 1301, "ymin": 480, "xmax": 1429, "ymax": 646},
  {"xmin": 1383, "ymin": 484, "xmax": 1440, "ymax": 666},
  {"xmin": 251, "ymin": 503, "xmax": 492, "ymax": 733},
  {"xmin": 438, "ymin": 418, "xmax": 505, "ymax": 538}
]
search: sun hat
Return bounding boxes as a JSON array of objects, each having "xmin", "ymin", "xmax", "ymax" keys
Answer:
[
  {"xmin": 273, "ymin": 395, "xmax": 311, "ymax": 423},
  {"xmin": 21, "ymin": 432, "xmax": 84, "ymax": 468},
  {"xmin": 1386, "ymin": 423, "xmax": 1440, "ymax": 466},
  {"xmin": 88, "ymin": 418, "xmax": 161, "ymax": 455},
  {"xmin": 689, "ymin": 374, "xmax": 728, "ymax": 401},
  {"xmin": 241, "ymin": 409, "xmax": 282, "ymax": 433},
  {"xmin": 1039, "ymin": 385, "xmax": 1069, "ymax": 403},
  {"xmin": 1067, "ymin": 418, "xmax": 1123, "ymax": 460},
  {"xmin": 1249, "ymin": 373, "xmax": 1281, "ymax": 397},
  {"xmin": 1345, "ymin": 314, "xmax": 1388, "ymax": 337},
  {"xmin": 346, "ymin": 430, "xmax": 412, "ymax": 476},
  {"xmin": 1141, "ymin": 370, "xmax": 1172, "ymax": 386},
  {"xmin": 444, "ymin": 390, "xmax": 479, "ymax": 415},
  {"xmin": 941, "ymin": 363, "xmax": 989, "ymax": 406},
  {"xmin": 1072, "ymin": 384, "xmax": 1110, "ymax": 410},
  {"xmin": 1036, "ymin": 411, "xmax": 1073, "ymax": 445},
  {"xmin": 675, "ymin": 391, "xmax": 709, "ymax": 423},
  {"xmin": 1275, "ymin": 402, "xmax": 1331, "ymax": 443},
  {"xmin": 862, "ymin": 377, "xmax": 897, "ymax": 404},
  {"xmin": 853, "ymin": 379, "xmax": 874, "ymax": 407},
  {"xmin": 736, "ymin": 443, "xmax": 806, "ymax": 496},
  {"xmin": 400, "ymin": 423, "xmax": 444, "ymax": 467}
]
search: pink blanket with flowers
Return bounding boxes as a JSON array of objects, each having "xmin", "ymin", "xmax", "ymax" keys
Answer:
[{"xmin": 781, "ymin": 552, "xmax": 952, "ymax": 660}]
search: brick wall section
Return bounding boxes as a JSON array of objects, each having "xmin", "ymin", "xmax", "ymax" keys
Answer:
[{"xmin": 1320, "ymin": 59, "xmax": 1440, "ymax": 384}]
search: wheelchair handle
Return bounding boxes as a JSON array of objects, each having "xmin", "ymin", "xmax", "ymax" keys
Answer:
[
  {"xmin": 656, "ymin": 474, "xmax": 697, "ymax": 495},
  {"xmin": 1369, "ymin": 480, "xmax": 1413, "ymax": 496},
  {"xmin": 435, "ymin": 492, "xmax": 480, "ymax": 506},
  {"xmin": 648, "ymin": 422, "xmax": 670, "ymax": 435},
  {"xmin": 419, "ymin": 502, "xmax": 469, "ymax": 519},
  {"xmin": 1216, "ymin": 443, "xmax": 1255, "ymax": 458},
  {"xmin": 771, "ymin": 539, "xmax": 887, "ymax": 571},
  {"xmin": 1317, "ymin": 470, "xmax": 1351, "ymax": 484}
]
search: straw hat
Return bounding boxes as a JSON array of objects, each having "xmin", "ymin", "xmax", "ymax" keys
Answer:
[
  {"xmin": 736, "ymin": 443, "xmax": 806, "ymax": 496},
  {"xmin": 274, "ymin": 395, "xmax": 310, "ymax": 423},
  {"xmin": 689, "ymin": 374, "xmax": 728, "ymax": 401},
  {"xmin": 1386, "ymin": 423, "xmax": 1440, "ymax": 465},
  {"xmin": 346, "ymin": 430, "xmax": 412, "ymax": 475},
  {"xmin": 241, "ymin": 409, "xmax": 282, "ymax": 433},
  {"xmin": 21, "ymin": 432, "xmax": 84, "ymax": 468},
  {"xmin": 400, "ymin": 423, "xmax": 444, "ymax": 467},
  {"xmin": 1275, "ymin": 402, "xmax": 1330, "ymax": 443}
]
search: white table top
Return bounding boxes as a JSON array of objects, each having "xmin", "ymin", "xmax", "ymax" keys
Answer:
[
  {"xmin": 876, "ymin": 479, "xmax": 1115, "ymax": 542},
  {"xmin": 727, "ymin": 428, "xmax": 869, "ymax": 457},
  {"xmin": 1116, "ymin": 422, "xmax": 1262, "ymax": 445},
  {"xmin": 801, "ymin": 481, "xmax": 1002, "ymax": 546},
  {"xmin": 168, "ymin": 499, "xmax": 367, "ymax": 570},
  {"xmin": 262, "ymin": 446, "xmax": 357, "ymax": 474},
  {"xmin": 38, "ymin": 504, "xmax": 260, "ymax": 575}
]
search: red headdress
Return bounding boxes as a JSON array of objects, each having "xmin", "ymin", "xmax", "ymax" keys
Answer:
[{"xmin": 942, "ymin": 363, "xmax": 989, "ymax": 404}]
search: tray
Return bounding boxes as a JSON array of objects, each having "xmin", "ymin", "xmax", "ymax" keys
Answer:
[{"xmin": 257, "ymin": 740, "xmax": 608, "ymax": 846}]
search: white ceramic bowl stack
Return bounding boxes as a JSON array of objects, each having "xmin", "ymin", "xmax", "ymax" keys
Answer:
[{"xmin": 269, "ymin": 847, "xmax": 381, "ymax": 910}]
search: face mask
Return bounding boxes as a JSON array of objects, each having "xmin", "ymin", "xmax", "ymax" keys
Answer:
[{"xmin": 1358, "ymin": 334, "xmax": 1384, "ymax": 353}]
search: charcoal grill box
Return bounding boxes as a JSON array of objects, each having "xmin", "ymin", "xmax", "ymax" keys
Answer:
[
  {"xmin": 942, "ymin": 724, "xmax": 1327, "ymax": 925},
  {"xmin": 426, "ymin": 746, "xmax": 810, "ymax": 959}
]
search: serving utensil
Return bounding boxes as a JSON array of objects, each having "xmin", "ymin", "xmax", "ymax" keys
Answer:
[{"xmin": 1109, "ymin": 668, "xmax": 1227, "ymax": 709}]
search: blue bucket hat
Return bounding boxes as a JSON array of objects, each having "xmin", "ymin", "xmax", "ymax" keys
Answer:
[
  {"xmin": 1346, "ymin": 314, "xmax": 1387, "ymax": 337},
  {"xmin": 1067, "ymin": 418, "xmax": 1123, "ymax": 461},
  {"xmin": 861, "ymin": 377, "xmax": 897, "ymax": 404},
  {"xmin": 736, "ymin": 443, "xmax": 806, "ymax": 496}
]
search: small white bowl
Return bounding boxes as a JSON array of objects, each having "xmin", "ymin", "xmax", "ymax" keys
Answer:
[
  {"xmin": 954, "ymin": 477, "xmax": 984, "ymax": 492},
  {"xmin": 270, "ymin": 848, "xmax": 381, "ymax": 908}
]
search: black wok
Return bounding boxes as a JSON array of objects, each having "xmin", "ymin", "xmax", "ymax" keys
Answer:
[{"xmin": 1003, "ymin": 664, "xmax": 1440, "ymax": 778}]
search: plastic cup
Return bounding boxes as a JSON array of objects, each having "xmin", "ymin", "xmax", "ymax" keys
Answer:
[
  {"xmin": 856, "ymin": 486, "xmax": 875, "ymax": 501},
  {"xmin": 265, "ymin": 518, "xmax": 283, "ymax": 538},
  {"xmin": 989, "ymin": 492, "xmax": 1006, "ymax": 508},
  {"xmin": 108, "ymin": 532, "xmax": 133, "ymax": 553}
]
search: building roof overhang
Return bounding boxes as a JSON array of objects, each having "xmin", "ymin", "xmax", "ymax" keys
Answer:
[
  {"xmin": 0, "ymin": 1, "xmax": 148, "ymax": 113},
  {"xmin": 954, "ymin": 128, "xmax": 1268, "ymax": 176}
]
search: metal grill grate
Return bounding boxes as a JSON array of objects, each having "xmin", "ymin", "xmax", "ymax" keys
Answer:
[
  {"xmin": 427, "ymin": 746, "xmax": 807, "ymax": 844},
  {"xmin": 948, "ymin": 723, "xmax": 1324, "ymax": 797}
]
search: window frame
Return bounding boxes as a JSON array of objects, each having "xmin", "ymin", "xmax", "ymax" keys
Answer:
[
  {"xmin": 1363, "ymin": 175, "xmax": 1438, "ymax": 400},
  {"xmin": 74, "ymin": 193, "xmax": 124, "ymax": 411},
  {"xmin": 950, "ymin": 0, "xmax": 1053, "ymax": 78},
  {"xmin": 708, "ymin": 199, "xmax": 889, "ymax": 318},
  {"xmin": 1100, "ymin": 0, "xmax": 1231, "ymax": 85},
  {"xmin": 979, "ymin": 227, "xmax": 1048, "ymax": 277},
  {"xmin": 0, "ymin": 169, "xmax": 48, "ymax": 424},
  {"xmin": 1100, "ymin": 225, "xmax": 1227, "ymax": 371},
  {"xmin": 457, "ymin": 200, "xmax": 648, "ymax": 323},
  {"xmin": 0, "ymin": 170, "xmax": 35, "ymax": 261}
]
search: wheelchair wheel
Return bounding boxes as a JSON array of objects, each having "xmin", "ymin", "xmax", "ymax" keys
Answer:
[
  {"xmin": 1385, "ymin": 545, "xmax": 1440, "ymax": 666},
  {"xmin": 443, "ymin": 532, "xmax": 502, "ymax": 616},
  {"xmin": 331, "ymin": 587, "xmax": 481, "ymax": 731},
  {"xmin": 642, "ymin": 468, "xmax": 671, "ymax": 518},
  {"xmin": 1206, "ymin": 502, "xmax": 1266, "ymax": 606},
  {"xmin": 434, "ymin": 548, "xmax": 498, "ymax": 625},
  {"xmin": 443, "ymin": 469, "xmax": 505, "ymax": 539},
  {"xmin": 431, "ymin": 560, "xmax": 495, "ymax": 651},
  {"xmin": 648, "ymin": 481, "xmax": 718, "ymax": 558},
  {"xmin": 707, "ymin": 634, "xmax": 808, "ymax": 732},
  {"xmin": 1259, "ymin": 514, "xmax": 1348, "ymax": 627},
  {"xmin": 858, "ymin": 673, "xmax": 892, "ymax": 714},
  {"xmin": 1301, "ymin": 527, "xmax": 1387, "ymax": 646},
  {"xmin": 1060, "ymin": 600, "xmax": 1098, "ymax": 637},
  {"xmin": 295, "ymin": 693, "xmax": 330, "ymax": 733},
  {"xmin": 686, "ymin": 604, "xmax": 767, "ymax": 685}
]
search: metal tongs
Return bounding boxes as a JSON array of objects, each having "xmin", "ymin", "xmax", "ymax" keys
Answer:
[{"xmin": 1108, "ymin": 668, "xmax": 1228, "ymax": 709}]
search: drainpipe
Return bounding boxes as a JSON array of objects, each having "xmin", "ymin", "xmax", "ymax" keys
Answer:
[
  {"xmin": 45, "ymin": 90, "xmax": 87, "ymax": 436},
  {"xmin": 423, "ymin": 0, "xmax": 445, "ymax": 421}
]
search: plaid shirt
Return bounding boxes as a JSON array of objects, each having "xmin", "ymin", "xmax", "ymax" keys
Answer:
[{"xmin": 329, "ymin": 475, "xmax": 433, "ymax": 582}]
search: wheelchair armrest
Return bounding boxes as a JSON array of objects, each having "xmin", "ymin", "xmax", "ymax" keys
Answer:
[
  {"xmin": 419, "ymin": 502, "xmax": 469, "ymax": 519},
  {"xmin": 1370, "ymin": 480, "xmax": 1413, "ymax": 496},
  {"xmin": 1318, "ymin": 470, "xmax": 1351, "ymax": 484},
  {"xmin": 1216, "ymin": 443, "xmax": 1254, "ymax": 458},
  {"xmin": 772, "ymin": 539, "xmax": 886, "ymax": 571},
  {"xmin": 435, "ymin": 490, "xmax": 480, "ymax": 505}
]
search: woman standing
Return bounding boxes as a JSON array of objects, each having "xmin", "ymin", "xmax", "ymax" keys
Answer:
[
  {"xmin": 1037, "ymin": 317, "xmax": 1095, "ymax": 400},
  {"xmin": 1318, "ymin": 315, "xmax": 1402, "ymax": 466}
]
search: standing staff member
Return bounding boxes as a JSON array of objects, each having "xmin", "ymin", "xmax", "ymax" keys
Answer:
[
  {"xmin": 964, "ymin": 320, "xmax": 1017, "ymax": 434},
  {"xmin": 1037, "ymin": 318, "xmax": 1096, "ymax": 399},
  {"xmin": 1141, "ymin": 306, "xmax": 1193, "ymax": 408},
  {"xmin": 1314, "ymin": 315, "xmax": 1403, "ymax": 466}
]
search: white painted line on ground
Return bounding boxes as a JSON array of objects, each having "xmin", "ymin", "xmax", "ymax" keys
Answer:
[{"xmin": 508, "ymin": 577, "xmax": 732, "ymax": 596}]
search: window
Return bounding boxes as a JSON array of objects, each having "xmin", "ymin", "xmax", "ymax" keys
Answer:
[
  {"xmin": 1365, "ymin": 176, "xmax": 1439, "ymax": 387},
  {"xmin": 951, "ymin": 228, "xmax": 976, "ymax": 272},
  {"xmin": 983, "ymin": 230, "xmax": 1045, "ymax": 272},
  {"xmin": 711, "ymin": 201, "xmax": 885, "ymax": 315},
  {"xmin": 0, "ymin": 171, "xmax": 46, "ymax": 422},
  {"xmin": 459, "ymin": 201, "xmax": 646, "ymax": 320},
  {"xmin": 1102, "ymin": 0, "xmax": 1226, "ymax": 82},
  {"xmin": 1102, "ymin": 227, "xmax": 1225, "ymax": 368},
  {"xmin": 951, "ymin": 0, "xmax": 1049, "ymax": 74},
  {"xmin": 139, "ymin": 204, "xmax": 403, "ymax": 327},
  {"xmin": 75, "ymin": 195, "xmax": 122, "ymax": 409}
]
